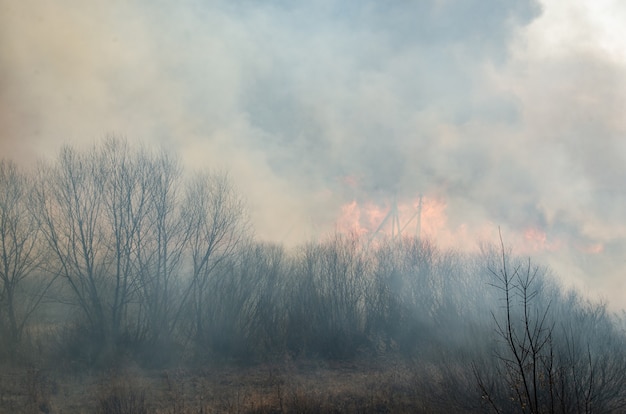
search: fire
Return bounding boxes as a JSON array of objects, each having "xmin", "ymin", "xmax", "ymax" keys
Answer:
[
  {"xmin": 334, "ymin": 196, "xmax": 606, "ymax": 256},
  {"xmin": 520, "ymin": 227, "xmax": 562, "ymax": 253},
  {"xmin": 578, "ymin": 242, "xmax": 604, "ymax": 254},
  {"xmin": 336, "ymin": 201, "xmax": 365, "ymax": 235},
  {"xmin": 336, "ymin": 200, "xmax": 395, "ymax": 236},
  {"xmin": 335, "ymin": 195, "xmax": 496, "ymax": 252},
  {"xmin": 417, "ymin": 197, "xmax": 447, "ymax": 236},
  {"xmin": 335, "ymin": 196, "xmax": 448, "ymax": 240}
]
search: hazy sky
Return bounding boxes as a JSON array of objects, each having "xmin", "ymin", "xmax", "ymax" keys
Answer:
[{"xmin": 1, "ymin": 1, "xmax": 626, "ymax": 309}]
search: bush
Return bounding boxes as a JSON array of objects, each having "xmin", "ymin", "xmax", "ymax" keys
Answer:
[{"xmin": 97, "ymin": 378, "xmax": 147, "ymax": 414}]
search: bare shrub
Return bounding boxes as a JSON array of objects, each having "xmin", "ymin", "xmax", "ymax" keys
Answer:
[{"xmin": 97, "ymin": 376, "xmax": 148, "ymax": 414}]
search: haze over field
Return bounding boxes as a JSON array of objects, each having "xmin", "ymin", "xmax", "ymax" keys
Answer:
[{"xmin": 1, "ymin": 0, "xmax": 625, "ymax": 309}]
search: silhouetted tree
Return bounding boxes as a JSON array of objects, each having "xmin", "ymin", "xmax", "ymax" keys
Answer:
[
  {"xmin": 475, "ymin": 236, "xmax": 626, "ymax": 413},
  {"xmin": 0, "ymin": 160, "xmax": 51, "ymax": 356},
  {"xmin": 132, "ymin": 150, "xmax": 187, "ymax": 355},
  {"xmin": 180, "ymin": 171, "xmax": 249, "ymax": 350},
  {"xmin": 33, "ymin": 139, "xmax": 173, "ymax": 359}
]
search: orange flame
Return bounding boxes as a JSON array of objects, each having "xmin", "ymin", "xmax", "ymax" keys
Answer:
[
  {"xmin": 335, "ymin": 196, "xmax": 606, "ymax": 256},
  {"xmin": 519, "ymin": 227, "xmax": 562, "ymax": 253},
  {"xmin": 578, "ymin": 242, "xmax": 604, "ymax": 254},
  {"xmin": 335, "ymin": 196, "xmax": 448, "ymax": 240}
]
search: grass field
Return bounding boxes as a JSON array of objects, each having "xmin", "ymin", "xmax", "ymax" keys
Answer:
[{"xmin": 0, "ymin": 355, "xmax": 465, "ymax": 413}]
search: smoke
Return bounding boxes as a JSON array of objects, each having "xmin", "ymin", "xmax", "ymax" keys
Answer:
[{"xmin": 1, "ymin": 0, "xmax": 626, "ymax": 308}]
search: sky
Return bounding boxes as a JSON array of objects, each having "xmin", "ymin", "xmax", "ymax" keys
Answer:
[{"xmin": 1, "ymin": 0, "xmax": 626, "ymax": 309}]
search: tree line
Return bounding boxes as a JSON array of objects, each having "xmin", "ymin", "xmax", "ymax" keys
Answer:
[
  {"xmin": 0, "ymin": 138, "xmax": 248, "ymax": 361},
  {"xmin": 1, "ymin": 138, "xmax": 625, "ymax": 412}
]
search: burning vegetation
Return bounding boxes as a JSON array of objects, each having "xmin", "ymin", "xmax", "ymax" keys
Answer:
[{"xmin": 0, "ymin": 139, "xmax": 625, "ymax": 413}]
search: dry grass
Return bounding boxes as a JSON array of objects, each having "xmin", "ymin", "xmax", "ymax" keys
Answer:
[{"xmin": 0, "ymin": 356, "xmax": 460, "ymax": 413}]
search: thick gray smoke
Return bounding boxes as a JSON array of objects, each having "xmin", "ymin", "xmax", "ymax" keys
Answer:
[{"xmin": 1, "ymin": 0, "xmax": 625, "ymax": 308}]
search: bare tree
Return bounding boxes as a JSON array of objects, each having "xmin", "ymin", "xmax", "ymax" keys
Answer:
[
  {"xmin": 237, "ymin": 242, "xmax": 288, "ymax": 355},
  {"xmin": 475, "ymin": 235, "xmax": 626, "ymax": 413},
  {"xmin": 315, "ymin": 233, "xmax": 369, "ymax": 357},
  {"xmin": 179, "ymin": 171, "xmax": 249, "ymax": 347},
  {"xmin": 34, "ymin": 144, "xmax": 109, "ymax": 348},
  {"xmin": 98, "ymin": 138, "xmax": 155, "ymax": 344},
  {"xmin": 0, "ymin": 160, "xmax": 51, "ymax": 355},
  {"xmin": 285, "ymin": 232, "xmax": 370, "ymax": 358},
  {"xmin": 133, "ymin": 150, "xmax": 187, "ymax": 348},
  {"xmin": 33, "ymin": 139, "xmax": 163, "ymax": 357}
]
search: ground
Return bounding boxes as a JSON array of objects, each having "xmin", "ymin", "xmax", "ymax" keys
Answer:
[{"xmin": 0, "ymin": 355, "xmax": 457, "ymax": 413}]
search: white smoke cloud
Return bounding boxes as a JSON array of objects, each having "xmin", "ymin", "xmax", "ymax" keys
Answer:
[{"xmin": 1, "ymin": 0, "xmax": 625, "ymax": 308}]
